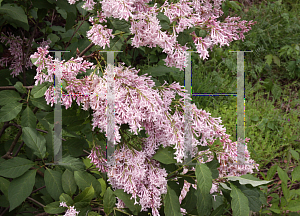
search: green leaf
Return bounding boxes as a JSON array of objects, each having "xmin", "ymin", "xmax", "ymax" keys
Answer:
[
  {"xmin": 22, "ymin": 127, "xmax": 46, "ymax": 159},
  {"xmin": 181, "ymin": 185, "xmax": 196, "ymax": 212},
  {"xmin": 0, "ymin": 101, "xmax": 22, "ymax": 122},
  {"xmin": 259, "ymin": 190, "xmax": 267, "ymax": 205},
  {"xmin": 74, "ymin": 171, "xmax": 102, "ymax": 197},
  {"xmin": 195, "ymin": 162, "xmax": 212, "ymax": 194},
  {"xmin": 159, "ymin": 20, "xmax": 170, "ymax": 30},
  {"xmin": 157, "ymin": 12, "xmax": 170, "ymax": 24},
  {"xmin": 177, "ymin": 30, "xmax": 193, "ymax": 46},
  {"xmin": 98, "ymin": 178, "xmax": 106, "ymax": 197},
  {"xmin": 269, "ymin": 206, "xmax": 281, "ymax": 214},
  {"xmin": 8, "ymin": 170, "xmax": 37, "ymax": 211},
  {"xmin": 103, "ymin": 187, "xmax": 116, "ymax": 215},
  {"xmin": 57, "ymin": 8, "xmax": 67, "ymax": 19},
  {"xmin": 238, "ymin": 186, "xmax": 261, "ymax": 212},
  {"xmin": 21, "ymin": 106, "xmax": 37, "ymax": 128},
  {"xmin": 271, "ymin": 84, "xmax": 282, "ymax": 101},
  {"xmin": 109, "ymin": 17, "xmax": 131, "ymax": 33},
  {"xmin": 151, "ymin": 146, "xmax": 176, "ymax": 164},
  {"xmin": 277, "ymin": 166, "xmax": 290, "ymax": 186},
  {"xmin": 74, "ymin": 184, "xmax": 94, "ymax": 203},
  {"xmin": 47, "ymin": 34, "xmax": 60, "ymax": 47},
  {"xmin": 290, "ymin": 149, "xmax": 299, "ymax": 162},
  {"xmin": 114, "ymin": 189, "xmax": 142, "ymax": 215},
  {"xmin": 31, "ymin": 83, "xmax": 48, "ymax": 98},
  {"xmin": 106, "ymin": 35, "xmax": 124, "ymax": 51},
  {"xmin": 195, "ymin": 162, "xmax": 212, "ymax": 216},
  {"xmin": 0, "ymin": 157, "xmax": 35, "ymax": 178},
  {"xmin": 56, "ymin": 0, "xmax": 77, "ymax": 14},
  {"xmin": 44, "ymin": 169, "xmax": 64, "ymax": 200},
  {"xmin": 31, "ymin": 0, "xmax": 54, "ymax": 9},
  {"xmin": 285, "ymin": 200, "xmax": 300, "ymax": 212},
  {"xmin": 0, "ymin": 90, "xmax": 21, "ymax": 105},
  {"xmin": 44, "ymin": 201, "xmax": 65, "ymax": 214},
  {"xmin": 227, "ymin": 1, "xmax": 242, "ymax": 12},
  {"xmin": 76, "ymin": 2, "xmax": 87, "ymax": 16},
  {"xmin": 206, "ymin": 158, "xmax": 220, "ymax": 179},
  {"xmin": 281, "ymin": 182, "xmax": 290, "ymax": 202},
  {"xmin": 14, "ymin": 81, "xmax": 26, "ymax": 94},
  {"xmin": 77, "ymin": 21, "xmax": 90, "ymax": 38},
  {"xmin": 267, "ymin": 165, "xmax": 278, "ymax": 180},
  {"xmin": 88, "ymin": 212, "xmax": 100, "ymax": 216},
  {"xmin": 61, "ymin": 155, "xmax": 85, "ymax": 172},
  {"xmin": 212, "ymin": 194, "xmax": 223, "ymax": 210},
  {"xmin": 62, "ymin": 169, "xmax": 77, "ymax": 196},
  {"xmin": 0, "ymin": 4, "xmax": 29, "ymax": 31},
  {"xmin": 0, "ymin": 177, "xmax": 10, "ymax": 199},
  {"xmin": 229, "ymin": 183, "xmax": 250, "ymax": 216},
  {"xmin": 167, "ymin": 181, "xmax": 181, "ymax": 197},
  {"xmin": 51, "ymin": 25, "xmax": 66, "ymax": 33},
  {"xmin": 73, "ymin": 202, "xmax": 91, "ymax": 215},
  {"xmin": 265, "ymin": 54, "xmax": 273, "ymax": 66},
  {"xmin": 224, "ymin": 175, "xmax": 271, "ymax": 187},
  {"xmin": 250, "ymin": 116, "xmax": 259, "ymax": 122},
  {"xmin": 272, "ymin": 55, "xmax": 280, "ymax": 67},
  {"xmin": 291, "ymin": 166, "xmax": 300, "ymax": 182},
  {"xmin": 61, "ymin": 108, "xmax": 79, "ymax": 125},
  {"xmin": 59, "ymin": 193, "xmax": 73, "ymax": 206},
  {"xmin": 164, "ymin": 185, "xmax": 182, "ymax": 216},
  {"xmin": 30, "ymin": 97, "xmax": 53, "ymax": 111},
  {"xmin": 144, "ymin": 65, "xmax": 177, "ymax": 77},
  {"xmin": 210, "ymin": 204, "xmax": 225, "ymax": 216}
]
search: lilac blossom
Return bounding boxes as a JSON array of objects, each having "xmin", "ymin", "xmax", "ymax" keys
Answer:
[
  {"xmin": 60, "ymin": 202, "xmax": 80, "ymax": 216},
  {"xmin": 31, "ymin": 46, "xmax": 259, "ymax": 215}
]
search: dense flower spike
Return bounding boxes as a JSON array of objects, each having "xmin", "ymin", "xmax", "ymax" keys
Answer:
[
  {"xmin": 0, "ymin": 33, "xmax": 34, "ymax": 77},
  {"xmin": 31, "ymin": 44, "xmax": 259, "ymax": 215}
]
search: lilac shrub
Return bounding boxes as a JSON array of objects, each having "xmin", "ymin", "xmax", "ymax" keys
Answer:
[{"xmin": 31, "ymin": 45, "xmax": 259, "ymax": 215}]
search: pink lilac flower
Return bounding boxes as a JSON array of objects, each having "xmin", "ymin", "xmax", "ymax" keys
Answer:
[
  {"xmin": 60, "ymin": 202, "xmax": 80, "ymax": 216},
  {"xmin": 96, "ymin": 0, "xmax": 256, "ymax": 71},
  {"xmin": 87, "ymin": 14, "xmax": 115, "ymax": 49}
]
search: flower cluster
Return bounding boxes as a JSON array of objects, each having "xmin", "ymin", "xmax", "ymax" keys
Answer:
[
  {"xmin": 89, "ymin": 145, "xmax": 168, "ymax": 216},
  {"xmin": 30, "ymin": 45, "xmax": 95, "ymax": 109},
  {"xmin": 0, "ymin": 33, "xmax": 33, "ymax": 77},
  {"xmin": 60, "ymin": 202, "xmax": 80, "ymax": 216},
  {"xmin": 78, "ymin": 0, "xmax": 256, "ymax": 71},
  {"xmin": 31, "ymin": 45, "xmax": 259, "ymax": 215}
]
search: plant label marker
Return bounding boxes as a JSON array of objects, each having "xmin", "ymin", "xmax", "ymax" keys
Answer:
[
  {"xmin": 176, "ymin": 50, "xmax": 255, "ymax": 167},
  {"xmin": 45, "ymin": 50, "xmax": 70, "ymax": 166}
]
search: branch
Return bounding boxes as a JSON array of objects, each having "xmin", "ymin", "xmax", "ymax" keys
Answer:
[
  {"xmin": 0, "ymin": 122, "xmax": 10, "ymax": 140},
  {"xmin": 0, "ymin": 86, "xmax": 34, "ymax": 90},
  {"xmin": 27, "ymin": 197, "xmax": 45, "ymax": 208},
  {"xmin": 77, "ymin": 43, "xmax": 95, "ymax": 58},
  {"xmin": 1, "ymin": 128, "xmax": 22, "ymax": 159}
]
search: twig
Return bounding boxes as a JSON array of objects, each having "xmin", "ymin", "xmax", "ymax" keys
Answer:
[
  {"xmin": 0, "ymin": 86, "xmax": 34, "ymax": 90},
  {"xmin": 0, "ymin": 207, "xmax": 8, "ymax": 216},
  {"xmin": 27, "ymin": 197, "xmax": 45, "ymax": 208},
  {"xmin": 65, "ymin": 18, "xmax": 86, "ymax": 49},
  {"xmin": 1, "ymin": 128, "xmax": 22, "ymax": 159},
  {"xmin": 0, "ymin": 122, "xmax": 10, "ymax": 140},
  {"xmin": 77, "ymin": 43, "xmax": 95, "ymax": 58}
]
